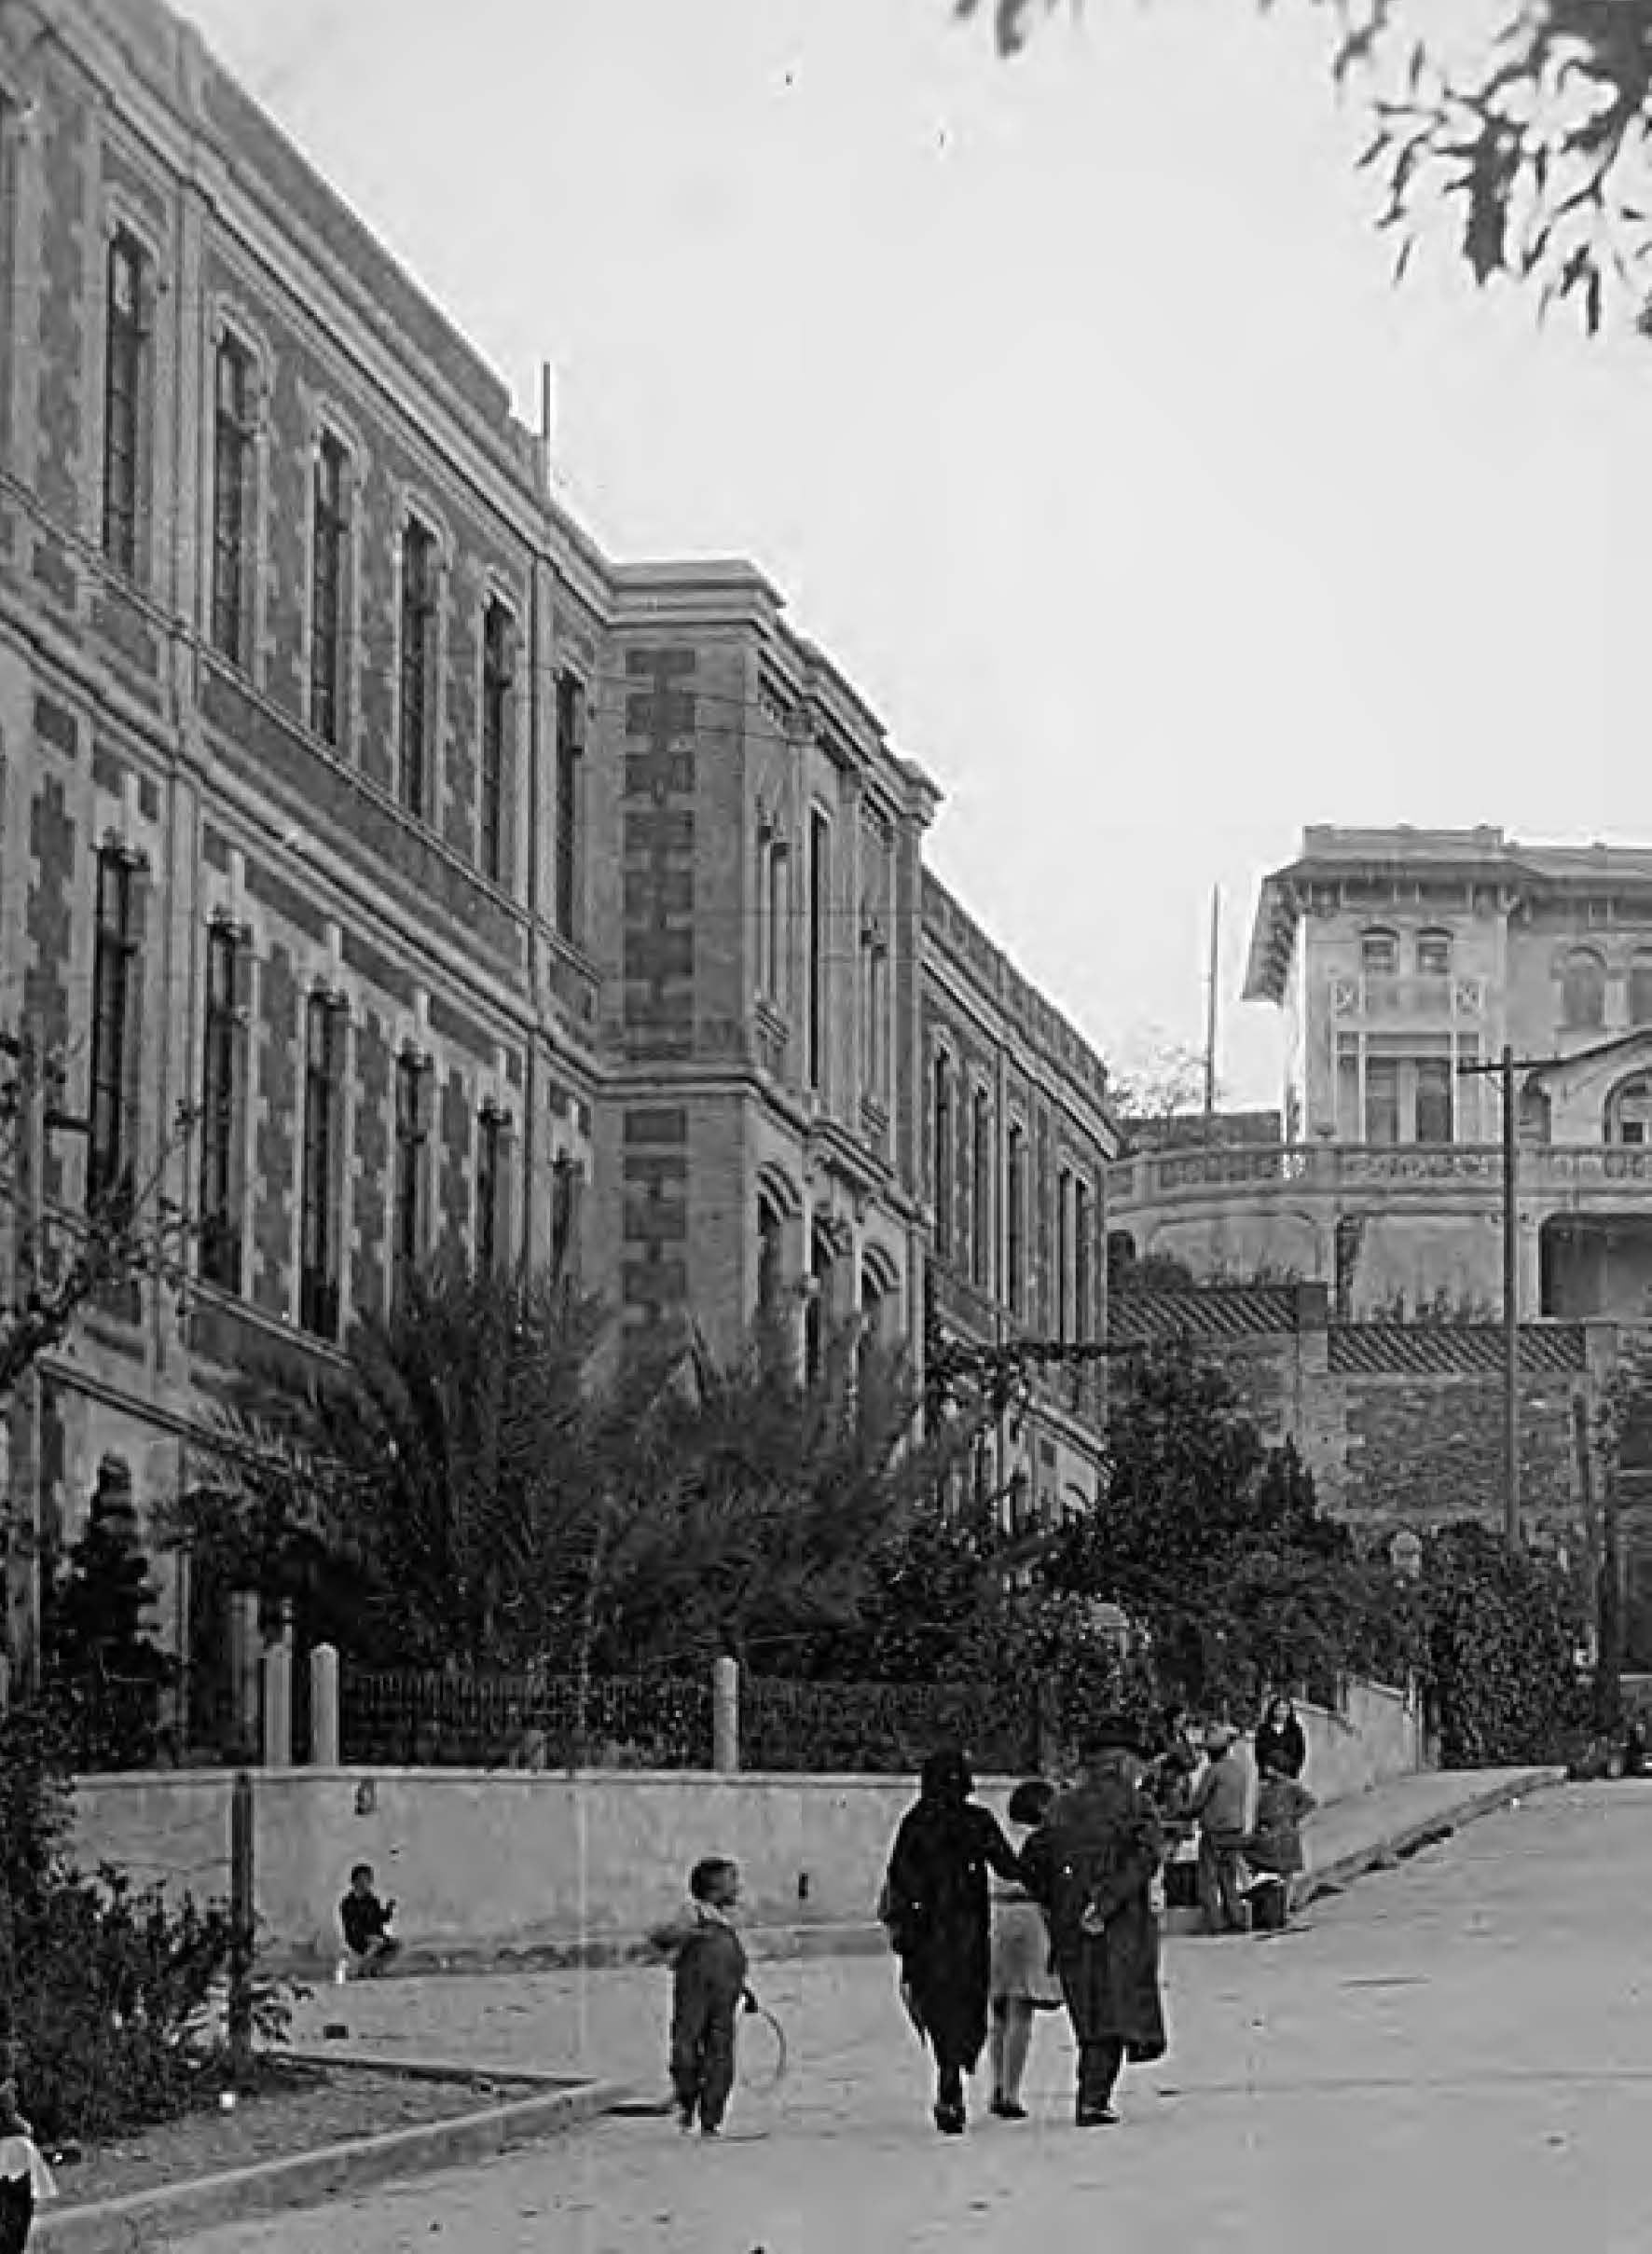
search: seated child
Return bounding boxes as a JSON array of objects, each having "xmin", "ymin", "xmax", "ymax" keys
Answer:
[
  {"xmin": 1245, "ymin": 1754, "xmax": 1318, "ymax": 1929},
  {"xmin": 339, "ymin": 1862, "xmax": 402, "ymax": 1978},
  {"xmin": 646, "ymin": 1856, "xmax": 760, "ymax": 2137},
  {"xmin": 0, "ymin": 2076, "xmax": 56, "ymax": 2254}
]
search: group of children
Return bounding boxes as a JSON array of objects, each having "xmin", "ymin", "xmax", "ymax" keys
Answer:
[{"xmin": 1152, "ymin": 1701, "xmax": 1318, "ymax": 1936}]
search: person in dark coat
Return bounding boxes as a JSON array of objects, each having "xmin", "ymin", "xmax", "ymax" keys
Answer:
[
  {"xmin": 880, "ymin": 1748, "xmax": 1023, "ymax": 2134},
  {"xmin": 1253, "ymin": 1696, "xmax": 1307, "ymax": 1782},
  {"xmin": 1021, "ymin": 1716, "xmax": 1168, "ymax": 2127}
]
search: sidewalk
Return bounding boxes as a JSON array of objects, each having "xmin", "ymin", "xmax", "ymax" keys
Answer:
[{"xmin": 284, "ymin": 1765, "xmax": 1560, "ymax": 2096}]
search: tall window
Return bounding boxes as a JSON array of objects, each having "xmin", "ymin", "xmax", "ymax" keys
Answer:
[
  {"xmin": 103, "ymin": 235, "xmax": 146, "ymax": 574},
  {"xmin": 1631, "ymin": 954, "xmax": 1652, "ymax": 1026},
  {"xmin": 199, "ymin": 923, "xmax": 243, "ymax": 1291},
  {"xmin": 299, "ymin": 997, "xmax": 340, "ymax": 1339},
  {"xmin": 932, "ymin": 1053, "xmax": 954, "ymax": 1259},
  {"xmin": 1415, "ymin": 1057, "xmax": 1454, "ymax": 1145},
  {"xmin": 475, "ymin": 1106, "xmax": 503, "ymax": 1274},
  {"xmin": 1073, "ymin": 1178, "xmax": 1092, "ymax": 1344},
  {"xmin": 1563, "ymin": 949, "xmax": 1606, "ymax": 1030},
  {"xmin": 554, "ymin": 673, "xmax": 584, "ymax": 940},
  {"xmin": 550, "ymin": 1151, "xmax": 578, "ymax": 1282},
  {"xmin": 89, "ymin": 852, "xmax": 136, "ymax": 1209},
  {"xmin": 310, "ymin": 435, "xmax": 347, "ymax": 745},
  {"xmin": 392, "ymin": 1052, "xmax": 429, "ymax": 1296},
  {"xmin": 1006, "ymin": 1123, "xmax": 1026, "ymax": 1314},
  {"xmin": 210, "ymin": 337, "xmax": 253, "ymax": 661},
  {"xmin": 807, "ymin": 811, "xmax": 830, "ymax": 1093},
  {"xmin": 764, "ymin": 839, "xmax": 790, "ymax": 1005},
  {"xmin": 1364, "ymin": 1056, "xmax": 1400, "ymax": 1146},
  {"xmin": 862, "ymin": 928, "xmax": 888, "ymax": 1105},
  {"xmin": 1057, "ymin": 1167, "xmax": 1073, "ymax": 1343},
  {"xmin": 971, "ymin": 1090, "xmax": 991, "ymax": 1291},
  {"xmin": 480, "ymin": 599, "xmax": 514, "ymax": 884},
  {"xmin": 757, "ymin": 1194, "xmax": 784, "ymax": 1314},
  {"xmin": 398, "ymin": 521, "xmax": 435, "ymax": 818}
]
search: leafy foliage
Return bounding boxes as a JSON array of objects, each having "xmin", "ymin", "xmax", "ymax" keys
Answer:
[
  {"xmin": 0, "ymin": 1701, "xmax": 293, "ymax": 2144},
  {"xmin": 45, "ymin": 1456, "xmax": 177, "ymax": 1770},
  {"xmin": 1415, "ymin": 1520, "xmax": 1585, "ymax": 1762},
  {"xmin": 176, "ymin": 1261, "xmax": 984, "ymax": 1687},
  {"xmin": 957, "ymin": 0, "xmax": 1652, "ymax": 339}
]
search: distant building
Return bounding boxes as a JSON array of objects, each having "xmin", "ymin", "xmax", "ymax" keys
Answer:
[{"xmin": 1112, "ymin": 826, "xmax": 1652, "ymax": 1323}]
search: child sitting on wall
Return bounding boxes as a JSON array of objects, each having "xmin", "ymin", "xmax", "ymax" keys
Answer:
[{"xmin": 338, "ymin": 1862, "xmax": 402, "ymax": 1979}]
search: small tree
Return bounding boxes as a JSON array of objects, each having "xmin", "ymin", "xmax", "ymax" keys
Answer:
[{"xmin": 48, "ymin": 1457, "xmax": 176, "ymax": 1771}]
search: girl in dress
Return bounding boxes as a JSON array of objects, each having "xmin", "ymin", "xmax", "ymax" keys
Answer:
[{"xmin": 987, "ymin": 1779, "xmax": 1063, "ymax": 2120}]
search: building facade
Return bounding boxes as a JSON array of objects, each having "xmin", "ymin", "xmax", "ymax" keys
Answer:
[
  {"xmin": 922, "ymin": 875, "xmax": 1116, "ymax": 1519},
  {"xmin": 1113, "ymin": 826, "xmax": 1652, "ymax": 1324},
  {"xmin": 0, "ymin": 0, "xmax": 1116, "ymax": 1684}
]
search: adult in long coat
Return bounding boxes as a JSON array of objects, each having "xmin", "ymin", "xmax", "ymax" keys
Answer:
[
  {"xmin": 1254, "ymin": 1695, "xmax": 1308, "ymax": 1782},
  {"xmin": 880, "ymin": 1748, "xmax": 1023, "ymax": 2134},
  {"xmin": 1022, "ymin": 1716, "xmax": 1168, "ymax": 2126}
]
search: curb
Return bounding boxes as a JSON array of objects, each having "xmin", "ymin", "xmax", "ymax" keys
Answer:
[
  {"xmin": 32, "ymin": 2074, "xmax": 634, "ymax": 2254},
  {"xmin": 1297, "ymin": 1767, "xmax": 1565, "ymax": 1907}
]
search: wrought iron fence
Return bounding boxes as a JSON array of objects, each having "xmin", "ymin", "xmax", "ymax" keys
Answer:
[
  {"xmin": 339, "ymin": 1666, "xmax": 714, "ymax": 1770},
  {"xmin": 740, "ymin": 1675, "xmax": 1039, "ymax": 1777}
]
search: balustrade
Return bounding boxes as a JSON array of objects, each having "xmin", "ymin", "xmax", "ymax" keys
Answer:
[{"xmin": 1113, "ymin": 1137, "xmax": 1652, "ymax": 1208}]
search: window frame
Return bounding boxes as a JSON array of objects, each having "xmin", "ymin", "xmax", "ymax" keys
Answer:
[
  {"xmin": 392, "ymin": 1050, "xmax": 430, "ymax": 1296},
  {"xmin": 1005, "ymin": 1120, "xmax": 1026, "ymax": 1315},
  {"xmin": 199, "ymin": 920, "xmax": 243, "ymax": 1291},
  {"xmin": 475, "ymin": 1103, "xmax": 504, "ymax": 1274},
  {"xmin": 554, "ymin": 671, "xmax": 585, "ymax": 941},
  {"xmin": 806, "ymin": 809, "xmax": 830, "ymax": 1093},
  {"xmin": 1562, "ymin": 947, "xmax": 1607, "ymax": 1032},
  {"xmin": 310, "ymin": 433, "xmax": 349, "ymax": 746},
  {"xmin": 932, "ymin": 1051, "xmax": 954, "ymax": 1260},
  {"xmin": 397, "ymin": 519, "xmax": 437, "ymax": 819},
  {"xmin": 298, "ymin": 996, "xmax": 342, "ymax": 1340},
  {"xmin": 102, "ymin": 231, "xmax": 149, "ymax": 577},
  {"xmin": 971, "ymin": 1089, "xmax": 992, "ymax": 1292},
  {"xmin": 210, "ymin": 334, "xmax": 254, "ymax": 663},
  {"xmin": 1360, "ymin": 928, "xmax": 1399, "ymax": 979},
  {"xmin": 88, "ymin": 850, "xmax": 137, "ymax": 1211},
  {"xmin": 479, "ymin": 598, "xmax": 515, "ymax": 886},
  {"xmin": 1415, "ymin": 928, "xmax": 1453, "ymax": 980}
]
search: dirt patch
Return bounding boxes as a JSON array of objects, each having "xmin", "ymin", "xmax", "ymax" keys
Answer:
[{"xmin": 47, "ymin": 2059, "xmax": 542, "ymax": 2212}]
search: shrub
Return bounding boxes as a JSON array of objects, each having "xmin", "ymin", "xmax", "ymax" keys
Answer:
[{"xmin": 0, "ymin": 1702, "xmax": 296, "ymax": 2144}]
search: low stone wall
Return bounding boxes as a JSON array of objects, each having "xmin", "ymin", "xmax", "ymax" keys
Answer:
[{"xmin": 71, "ymin": 1679, "xmax": 1425, "ymax": 1966}]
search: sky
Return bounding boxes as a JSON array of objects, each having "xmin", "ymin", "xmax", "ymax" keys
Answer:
[{"xmin": 168, "ymin": 0, "xmax": 1648, "ymax": 1108}]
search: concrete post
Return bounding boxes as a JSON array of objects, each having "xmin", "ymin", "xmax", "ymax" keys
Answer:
[
  {"xmin": 262, "ymin": 1638, "xmax": 292, "ymax": 1770},
  {"xmin": 310, "ymin": 1642, "xmax": 340, "ymax": 1767},
  {"xmin": 712, "ymin": 1655, "xmax": 739, "ymax": 1774}
]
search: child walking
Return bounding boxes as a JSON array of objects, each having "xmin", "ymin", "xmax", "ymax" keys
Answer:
[
  {"xmin": 986, "ymin": 1780, "xmax": 1061, "ymax": 2120},
  {"xmin": 647, "ymin": 1857, "xmax": 760, "ymax": 2137},
  {"xmin": 0, "ymin": 2075, "xmax": 57, "ymax": 2254}
]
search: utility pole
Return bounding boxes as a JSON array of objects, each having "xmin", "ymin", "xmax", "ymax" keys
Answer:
[
  {"xmin": 1203, "ymin": 887, "xmax": 1220, "ymax": 1131},
  {"xmin": 5, "ymin": 1024, "xmax": 45, "ymax": 1699},
  {"xmin": 1455, "ymin": 1043, "xmax": 1570, "ymax": 1551}
]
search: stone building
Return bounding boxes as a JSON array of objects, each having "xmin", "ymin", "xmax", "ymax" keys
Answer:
[
  {"xmin": 922, "ymin": 876, "xmax": 1116, "ymax": 1519},
  {"xmin": 1113, "ymin": 826, "xmax": 1652, "ymax": 1325},
  {"xmin": 0, "ymin": 0, "xmax": 599, "ymax": 1670},
  {"xmin": 0, "ymin": 0, "xmax": 1119, "ymax": 1690}
]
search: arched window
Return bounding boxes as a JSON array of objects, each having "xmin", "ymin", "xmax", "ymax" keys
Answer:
[
  {"xmin": 756, "ymin": 1194, "xmax": 785, "ymax": 1313},
  {"xmin": 1416, "ymin": 928, "xmax": 1453, "ymax": 979},
  {"xmin": 1631, "ymin": 952, "xmax": 1652, "ymax": 1026},
  {"xmin": 1563, "ymin": 948, "xmax": 1607, "ymax": 1031},
  {"xmin": 1360, "ymin": 928, "xmax": 1398, "ymax": 978},
  {"xmin": 1605, "ymin": 1074, "xmax": 1652, "ymax": 1147}
]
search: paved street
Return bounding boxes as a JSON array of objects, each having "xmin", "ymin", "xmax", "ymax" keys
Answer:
[{"xmin": 185, "ymin": 1783, "xmax": 1652, "ymax": 2252}]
